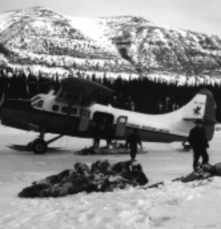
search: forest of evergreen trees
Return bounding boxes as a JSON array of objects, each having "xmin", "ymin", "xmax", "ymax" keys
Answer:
[{"xmin": 0, "ymin": 67, "xmax": 221, "ymax": 122}]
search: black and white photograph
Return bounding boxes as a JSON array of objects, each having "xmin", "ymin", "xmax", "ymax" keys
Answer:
[{"xmin": 0, "ymin": 0, "xmax": 221, "ymax": 228}]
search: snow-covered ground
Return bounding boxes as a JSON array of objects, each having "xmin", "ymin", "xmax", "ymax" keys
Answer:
[{"xmin": 0, "ymin": 127, "xmax": 221, "ymax": 228}]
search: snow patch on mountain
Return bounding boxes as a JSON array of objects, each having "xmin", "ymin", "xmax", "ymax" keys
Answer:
[{"xmin": 0, "ymin": 6, "xmax": 220, "ymax": 84}]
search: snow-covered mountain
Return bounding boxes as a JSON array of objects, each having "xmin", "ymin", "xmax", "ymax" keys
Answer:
[{"xmin": 0, "ymin": 6, "xmax": 221, "ymax": 85}]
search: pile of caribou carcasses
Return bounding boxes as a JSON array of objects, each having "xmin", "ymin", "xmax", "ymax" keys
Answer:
[{"xmin": 18, "ymin": 160, "xmax": 148, "ymax": 198}]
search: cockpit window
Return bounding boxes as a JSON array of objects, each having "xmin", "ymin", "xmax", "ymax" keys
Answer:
[
  {"xmin": 35, "ymin": 100, "xmax": 44, "ymax": 108},
  {"xmin": 31, "ymin": 96, "xmax": 41, "ymax": 102}
]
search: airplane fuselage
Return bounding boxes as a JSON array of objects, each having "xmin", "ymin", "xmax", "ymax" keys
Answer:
[
  {"xmin": 1, "ymin": 94, "xmax": 189, "ymax": 143},
  {"xmin": 0, "ymin": 77, "xmax": 216, "ymax": 154}
]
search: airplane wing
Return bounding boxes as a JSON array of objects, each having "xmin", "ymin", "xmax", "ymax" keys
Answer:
[{"xmin": 55, "ymin": 77, "xmax": 115, "ymax": 105}]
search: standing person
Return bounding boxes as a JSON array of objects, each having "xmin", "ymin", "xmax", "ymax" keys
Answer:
[
  {"xmin": 125, "ymin": 129, "xmax": 142, "ymax": 161},
  {"xmin": 105, "ymin": 123, "xmax": 114, "ymax": 149},
  {"xmin": 187, "ymin": 119, "xmax": 209, "ymax": 171},
  {"xmin": 92, "ymin": 122, "xmax": 101, "ymax": 148}
]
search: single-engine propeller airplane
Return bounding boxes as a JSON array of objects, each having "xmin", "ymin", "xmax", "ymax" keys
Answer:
[{"xmin": 0, "ymin": 77, "xmax": 217, "ymax": 154}]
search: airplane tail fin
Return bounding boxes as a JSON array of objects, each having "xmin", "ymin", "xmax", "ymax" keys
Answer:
[{"xmin": 181, "ymin": 89, "xmax": 217, "ymax": 141}]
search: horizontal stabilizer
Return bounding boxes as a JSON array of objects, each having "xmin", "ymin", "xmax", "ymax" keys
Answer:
[{"xmin": 183, "ymin": 118, "xmax": 217, "ymax": 125}]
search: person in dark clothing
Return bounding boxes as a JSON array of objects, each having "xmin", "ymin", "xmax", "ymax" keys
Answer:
[
  {"xmin": 92, "ymin": 122, "xmax": 101, "ymax": 148},
  {"xmin": 125, "ymin": 129, "xmax": 142, "ymax": 160},
  {"xmin": 105, "ymin": 123, "xmax": 115, "ymax": 148},
  {"xmin": 187, "ymin": 119, "xmax": 209, "ymax": 171}
]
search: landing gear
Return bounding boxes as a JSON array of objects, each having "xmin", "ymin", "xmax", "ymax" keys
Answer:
[
  {"xmin": 26, "ymin": 129, "xmax": 63, "ymax": 154},
  {"xmin": 32, "ymin": 138, "xmax": 47, "ymax": 154},
  {"xmin": 26, "ymin": 138, "xmax": 47, "ymax": 154},
  {"xmin": 25, "ymin": 127, "xmax": 46, "ymax": 154},
  {"xmin": 179, "ymin": 141, "xmax": 192, "ymax": 152}
]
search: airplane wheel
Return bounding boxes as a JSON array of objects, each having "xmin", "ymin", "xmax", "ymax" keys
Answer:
[{"xmin": 32, "ymin": 139, "xmax": 47, "ymax": 154}]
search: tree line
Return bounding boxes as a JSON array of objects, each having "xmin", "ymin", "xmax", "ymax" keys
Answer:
[{"xmin": 0, "ymin": 68, "xmax": 221, "ymax": 122}]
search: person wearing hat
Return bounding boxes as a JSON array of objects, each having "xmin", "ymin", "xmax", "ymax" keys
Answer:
[{"xmin": 187, "ymin": 119, "xmax": 209, "ymax": 171}]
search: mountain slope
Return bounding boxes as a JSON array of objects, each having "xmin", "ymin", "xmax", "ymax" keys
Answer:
[
  {"xmin": 94, "ymin": 16, "xmax": 221, "ymax": 85},
  {"xmin": 0, "ymin": 7, "xmax": 136, "ymax": 79},
  {"xmin": 0, "ymin": 6, "xmax": 221, "ymax": 85}
]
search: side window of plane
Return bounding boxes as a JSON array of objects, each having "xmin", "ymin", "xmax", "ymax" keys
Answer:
[
  {"xmin": 52, "ymin": 105, "xmax": 59, "ymax": 112},
  {"xmin": 61, "ymin": 106, "xmax": 68, "ymax": 113},
  {"xmin": 71, "ymin": 108, "xmax": 77, "ymax": 115},
  {"xmin": 80, "ymin": 109, "xmax": 90, "ymax": 117},
  {"xmin": 80, "ymin": 109, "xmax": 83, "ymax": 116},
  {"xmin": 118, "ymin": 116, "xmax": 126, "ymax": 123},
  {"xmin": 84, "ymin": 110, "xmax": 90, "ymax": 118},
  {"xmin": 35, "ymin": 100, "xmax": 44, "ymax": 108}
]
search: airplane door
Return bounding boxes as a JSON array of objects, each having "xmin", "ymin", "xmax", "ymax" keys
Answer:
[
  {"xmin": 79, "ymin": 109, "xmax": 90, "ymax": 132},
  {"xmin": 115, "ymin": 116, "xmax": 128, "ymax": 137}
]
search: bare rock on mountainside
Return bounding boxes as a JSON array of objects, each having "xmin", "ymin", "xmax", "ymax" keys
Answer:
[{"xmin": 0, "ymin": 6, "xmax": 221, "ymax": 84}]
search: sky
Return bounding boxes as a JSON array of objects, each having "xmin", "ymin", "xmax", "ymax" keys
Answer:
[{"xmin": 1, "ymin": 0, "xmax": 221, "ymax": 37}]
